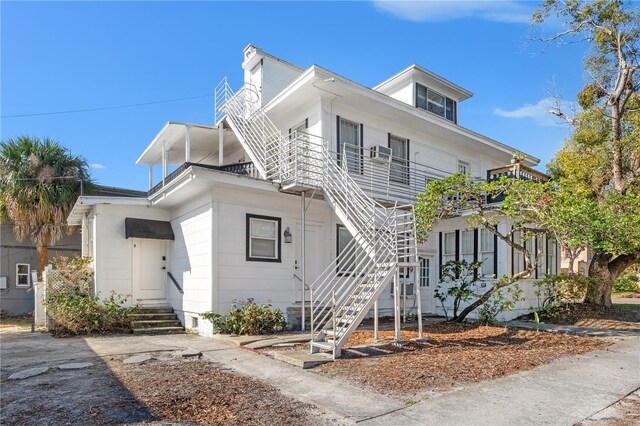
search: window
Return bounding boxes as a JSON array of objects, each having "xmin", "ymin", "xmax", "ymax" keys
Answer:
[
  {"xmin": 536, "ymin": 235, "xmax": 545, "ymax": 278},
  {"xmin": 16, "ymin": 263, "xmax": 30, "ymax": 288},
  {"xmin": 246, "ymin": 214, "xmax": 281, "ymax": 262},
  {"xmin": 389, "ymin": 134, "xmax": 409, "ymax": 184},
  {"xmin": 458, "ymin": 161, "xmax": 469, "ymax": 175},
  {"xmin": 337, "ymin": 225, "xmax": 355, "ymax": 275},
  {"xmin": 512, "ymin": 230, "xmax": 526, "ymax": 274},
  {"xmin": 443, "ymin": 231, "xmax": 457, "ymax": 266},
  {"xmin": 419, "ymin": 257, "xmax": 430, "ymax": 287},
  {"xmin": 338, "ymin": 117, "xmax": 362, "ymax": 174},
  {"xmin": 460, "ymin": 230, "xmax": 475, "ymax": 264},
  {"xmin": 416, "ymin": 83, "xmax": 457, "ymax": 123},
  {"xmin": 479, "ymin": 229, "xmax": 495, "ymax": 277},
  {"xmin": 546, "ymin": 236, "xmax": 557, "ymax": 275}
]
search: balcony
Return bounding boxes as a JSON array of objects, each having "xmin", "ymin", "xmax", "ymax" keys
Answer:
[
  {"xmin": 487, "ymin": 163, "xmax": 550, "ymax": 183},
  {"xmin": 148, "ymin": 161, "xmax": 258, "ymax": 196}
]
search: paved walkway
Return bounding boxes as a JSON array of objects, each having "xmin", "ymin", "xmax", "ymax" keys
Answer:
[{"xmin": 3, "ymin": 327, "xmax": 639, "ymax": 425}]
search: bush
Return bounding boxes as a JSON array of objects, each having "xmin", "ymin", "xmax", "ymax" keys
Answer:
[
  {"xmin": 478, "ymin": 284, "xmax": 523, "ymax": 325},
  {"xmin": 613, "ymin": 271, "xmax": 640, "ymax": 293},
  {"xmin": 532, "ymin": 273, "xmax": 598, "ymax": 322},
  {"xmin": 202, "ymin": 299, "xmax": 286, "ymax": 335},
  {"xmin": 46, "ymin": 292, "xmax": 134, "ymax": 336},
  {"xmin": 44, "ymin": 256, "xmax": 134, "ymax": 336}
]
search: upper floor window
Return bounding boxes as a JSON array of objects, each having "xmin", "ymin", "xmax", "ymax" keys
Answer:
[
  {"xmin": 458, "ymin": 161, "xmax": 469, "ymax": 175},
  {"xmin": 416, "ymin": 83, "xmax": 457, "ymax": 123},
  {"xmin": 337, "ymin": 117, "xmax": 362, "ymax": 174}
]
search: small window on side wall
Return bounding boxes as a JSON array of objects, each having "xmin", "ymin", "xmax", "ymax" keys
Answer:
[
  {"xmin": 16, "ymin": 263, "xmax": 30, "ymax": 288},
  {"xmin": 246, "ymin": 214, "xmax": 281, "ymax": 262}
]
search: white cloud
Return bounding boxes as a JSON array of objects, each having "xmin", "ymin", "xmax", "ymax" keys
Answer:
[
  {"xmin": 90, "ymin": 163, "xmax": 106, "ymax": 170},
  {"xmin": 373, "ymin": 0, "xmax": 533, "ymax": 24},
  {"xmin": 494, "ymin": 97, "xmax": 576, "ymax": 127}
]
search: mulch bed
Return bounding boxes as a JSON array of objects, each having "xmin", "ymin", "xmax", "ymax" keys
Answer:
[
  {"xmin": 525, "ymin": 303, "xmax": 640, "ymax": 329},
  {"xmin": 108, "ymin": 356, "xmax": 318, "ymax": 425},
  {"xmin": 315, "ymin": 322, "xmax": 610, "ymax": 397}
]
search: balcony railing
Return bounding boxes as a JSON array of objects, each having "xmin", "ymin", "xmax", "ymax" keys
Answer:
[
  {"xmin": 148, "ymin": 161, "xmax": 258, "ymax": 196},
  {"xmin": 331, "ymin": 145, "xmax": 451, "ymax": 205},
  {"xmin": 487, "ymin": 164, "xmax": 549, "ymax": 183}
]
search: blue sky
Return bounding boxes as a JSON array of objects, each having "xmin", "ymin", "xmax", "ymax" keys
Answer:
[{"xmin": 1, "ymin": 1, "xmax": 586, "ymax": 190}]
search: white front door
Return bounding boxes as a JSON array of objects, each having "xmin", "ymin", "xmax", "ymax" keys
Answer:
[
  {"xmin": 293, "ymin": 222, "xmax": 324, "ymax": 303},
  {"xmin": 418, "ymin": 255, "xmax": 435, "ymax": 314},
  {"xmin": 132, "ymin": 238, "xmax": 167, "ymax": 304}
]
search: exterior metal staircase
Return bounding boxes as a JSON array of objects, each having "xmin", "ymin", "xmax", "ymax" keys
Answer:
[{"xmin": 216, "ymin": 79, "xmax": 418, "ymax": 359}]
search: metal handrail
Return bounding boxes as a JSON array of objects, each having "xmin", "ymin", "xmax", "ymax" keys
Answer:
[{"xmin": 167, "ymin": 271, "xmax": 183, "ymax": 294}]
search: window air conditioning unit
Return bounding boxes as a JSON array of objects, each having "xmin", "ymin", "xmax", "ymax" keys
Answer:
[
  {"xmin": 390, "ymin": 283, "xmax": 414, "ymax": 296},
  {"xmin": 370, "ymin": 145, "xmax": 392, "ymax": 163},
  {"xmin": 0, "ymin": 277, "xmax": 7, "ymax": 290}
]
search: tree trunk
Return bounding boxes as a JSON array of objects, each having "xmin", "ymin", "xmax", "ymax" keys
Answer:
[
  {"xmin": 585, "ymin": 251, "xmax": 640, "ymax": 308},
  {"xmin": 453, "ymin": 285, "xmax": 501, "ymax": 322},
  {"xmin": 37, "ymin": 244, "xmax": 49, "ymax": 278}
]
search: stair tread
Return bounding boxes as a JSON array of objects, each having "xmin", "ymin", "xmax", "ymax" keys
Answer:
[
  {"xmin": 311, "ymin": 341, "xmax": 334, "ymax": 350},
  {"xmin": 133, "ymin": 327, "xmax": 184, "ymax": 334}
]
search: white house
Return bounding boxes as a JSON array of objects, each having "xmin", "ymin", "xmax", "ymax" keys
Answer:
[{"xmin": 67, "ymin": 45, "xmax": 557, "ymax": 357}]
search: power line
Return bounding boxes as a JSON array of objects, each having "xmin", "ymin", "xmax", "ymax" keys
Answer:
[{"xmin": 1, "ymin": 93, "xmax": 214, "ymax": 118}]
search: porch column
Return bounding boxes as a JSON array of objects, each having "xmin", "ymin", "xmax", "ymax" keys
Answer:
[
  {"xmin": 148, "ymin": 165, "xmax": 153, "ymax": 190},
  {"xmin": 416, "ymin": 268, "xmax": 423, "ymax": 339},
  {"xmin": 301, "ymin": 191, "xmax": 306, "ymax": 332},
  {"xmin": 218, "ymin": 122, "xmax": 224, "ymax": 166},
  {"xmin": 162, "ymin": 140, "xmax": 167, "ymax": 187},
  {"xmin": 185, "ymin": 125, "xmax": 191, "ymax": 163},
  {"xmin": 374, "ymin": 299, "xmax": 379, "ymax": 340},
  {"xmin": 394, "ymin": 270, "xmax": 401, "ymax": 341}
]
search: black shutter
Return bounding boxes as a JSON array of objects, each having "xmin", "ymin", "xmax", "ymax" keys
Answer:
[
  {"xmin": 438, "ymin": 232, "xmax": 443, "ymax": 280},
  {"xmin": 304, "ymin": 118, "xmax": 308, "ymax": 129},
  {"xmin": 359, "ymin": 123, "xmax": 364, "ymax": 174},
  {"xmin": 406, "ymin": 138, "xmax": 410, "ymax": 184},
  {"xmin": 511, "ymin": 229, "xmax": 515, "ymax": 276},
  {"xmin": 493, "ymin": 233, "xmax": 498, "ymax": 278},
  {"xmin": 473, "ymin": 228, "xmax": 479, "ymax": 280},
  {"xmin": 336, "ymin": 115, "xmax": 341, "ymax": 166},
  {"xmin": 455, "ymin": 230, "xmax": 460, "ymax": 279},
  {"xmin": 534, "ymin": 236, "xmax": 539, "ymax": 279}
]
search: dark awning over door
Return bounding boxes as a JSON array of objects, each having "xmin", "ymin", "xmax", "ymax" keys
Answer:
[{"xmin": 125, "ymin": 218, "xmax": 174, "ymax": 240}]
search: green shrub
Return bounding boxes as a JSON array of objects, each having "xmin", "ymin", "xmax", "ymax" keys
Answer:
[
  {"xmin": 478, "ymin": 284, "xmax": 523, "ymax": 325},
  {"xmin": 46, "ymin": 292, "xmax": 134, "ymax": 336},
  {"xmin": 613, "ymin": 271, "xmax": 639, "ymax": 293},
  {"xmin": 532, "ymin": 273, "xmax": 598, "ymax": 322},
  {"xmin": 202, "ymin": 298, "xmax": 286, "ymax": 335}
]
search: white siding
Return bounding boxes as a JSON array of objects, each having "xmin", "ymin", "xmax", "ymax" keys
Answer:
[
  {"xmin": 168, "ymin": 194, "xmax": 213, "ymax": 333},
  {"xmin": 93, "ymin": 204, "xmax": 169, "ymax": 303},
  {"xmin": 385, "ymin": 81, "xmax": 414, "ymax": 105}
]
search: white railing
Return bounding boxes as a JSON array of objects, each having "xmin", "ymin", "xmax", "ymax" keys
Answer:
[{"xmin": 216, "ymin": 78, "xmax": 418, "ymax": 358}]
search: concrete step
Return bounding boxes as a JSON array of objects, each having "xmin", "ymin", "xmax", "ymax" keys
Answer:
[
  {"xmin": 131, "ymin": 320, "xmax": 182, "ymax": 329},
  {"xmin": 133, "ymin": 307, "xmax": 174, "ymax": 314},
  {"xmin": 311, "ymin": 341, "xmax": 333, "ymax": 351},
  {"xmin": 128, "ymin": 313, "xmax": 177, "ymax": 321},
  {"xmin": 274, "ymin": 350, "xmax": 333, "ymax": 369},
  {"xmin": 132, "ymin": 326, "xmax": 184, "ymax": 335}
]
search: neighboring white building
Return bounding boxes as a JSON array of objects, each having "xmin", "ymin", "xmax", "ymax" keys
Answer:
[{"xmin": 67, "ymin": 45, "xmax": 557, "ymax": 357}]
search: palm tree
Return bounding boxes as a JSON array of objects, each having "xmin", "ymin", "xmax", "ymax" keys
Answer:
[{"xmin": 0, "ymin": 136, "xmax": 92, "ymax": 274}]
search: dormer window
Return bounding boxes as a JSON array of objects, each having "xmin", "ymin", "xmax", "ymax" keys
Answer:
[{"xmin": 416, "ymin": 83, "xmax": 457, "ymax": 124}]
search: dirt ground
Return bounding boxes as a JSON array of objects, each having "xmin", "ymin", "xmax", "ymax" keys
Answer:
[
  {"xmin": 106, "ymin": 353, "xmax": 320, "ymax": 426},
  {"xmin": 0, "ymin": 331, "xmax": 322, "ymax": 426},
  {"xmin": 579, "ymin": 390, "xmax": 640, "ymax": 425},
  {"xmin": 314, "ymin": 323, "xmax": 611, "ymax": 397}
]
